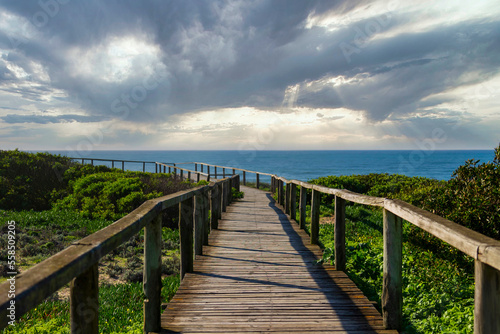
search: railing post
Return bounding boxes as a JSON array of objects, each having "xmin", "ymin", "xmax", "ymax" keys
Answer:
[
  {"xmin": 112, "ymin": 160, "xmax": 115, "ymax": 168},
  {"xmin": 278, "ymin": 180, "xmax": 284, "ymax": 206},
  {"xmin": 210, "ymin": 185, "xmax": 219, "ymax": 229},
  {"xmin": 163, "ymin": 165, "xmax": 166, "ymax": 173},
  {"xmin": 217, "ymin": 183, "xmax": 223, "ymax": 219},
  {"xmin": 233, "ymin": 168, "xmax": 236, "ymax": 175},
  {"xmin": 310, "ymin": 189, "xmax": 320, "ymax": 245},
  {"xmin": 197, "ymin": 172, "xmax": 201, "ymax": 182},
  {"xmin": 143, "ymin": 214, "xmax": 162, "ymax": 333},
  {"xmin": 285, "ymin": 183, "xmax": 291, "ymax": 215},
  {"xmin": 474, "ymin": 260, "xmax": 500, "ymax": 333},
  {"xmin": 195, "ymin": 163, "xmax": 197, "ymax": 171},
  {"xmin": 188, "ymin": 171, "xmax": 191, "ymax": 181},
  {"xmin": 203, "ymin": 190, "xmax": 210, "ymax": 246},
  {"xmin": 256, "ymin": 173, "xmax": 260, "ymax": 189},
  {"xmin": 221, "ymin": 181, "xmax": 227, "ymax": 212},
  {"xmin": 382, "ymin": 209, "xmax": 402, "ymax": 331},
  {"xmin": 201, "ymin": 164, "xmax": 204, "ymax": 172},
  {"xmin": 215, "ymin": 166, "xmax": 217, "ymax": 179},
  {"xmin": 70, "ymin": 264, "xmax": 98, "ymax": 334},
  {"xmin": 168, "ymin": 166, "xmax": 171, "ymax": 173},
  {"xmin": 91, "ymin": 159, "xmax": 94, "ymax": 166},
  {"xmin": 122, "ymin": 161, "xmax": 124, "ymax": 171},
  {"xmin": 243, "ymin": 171, "xmax": 246, "ymax": 185},
  {"xmin": 179, "ymin": 197, "xmax": 194, "ymax": 279},
  {"xmin": 180, "ymin": 169, "xmax": 184, "ymax": 180},
  {"xmin": 299, "ymin": 186, "xmax": 307, "ymax": 229},
  {"xmin": 223, "ymin": 168, "xmax": 225, "ymax": 178},
  {"xmin": 155, "ymin": 163, "xmax": 158, "ymax": 174},
  {"xmin": 207, "ymin": 166, "xmax": 210, "ymax": 179},
  {"xmin": 290, "ymin": 183, "xmax": 297, "ymax": 222},
  {"xmin": 143, "ymin": 162, "xmax": 145, "ymax": 172},
  {"xmin": 334, "ymin": 196, "xmax": 346, "ymax": 271},
  {"xmin": 194, "ymin": 195, "xmax": 204, "ymax": 256}
]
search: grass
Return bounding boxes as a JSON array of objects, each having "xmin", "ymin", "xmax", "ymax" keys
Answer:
[
  {"xmin": 1, "ymin": 209, "xmax": 182, "ymax": 334},
  {"xmin": 2, "ymin": 276, "xmax": 180, "ymax": 334},
  {"xmin": 317, "ymin": 204, "xmax": 475, "ymax": 333}
]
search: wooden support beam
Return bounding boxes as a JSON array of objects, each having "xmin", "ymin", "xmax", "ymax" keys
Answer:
[
  {"xmin": 143, "ymin": 214, "xmax": 162, "ymax": 333},
  {"xmin": 335, "ymin": 196, "xmax": 346, "ymax": 272},
  {"xmin": 299, "ymin": 186, "xmax": 307, "ymax": 230},
  {"xmin": 285, "ymin": 183, "xmax": 291, "ymax": 215},
  {"xmin": 382, "ymin": 209, "xmax": 402, "ymax": 331},
  {"xmin": 310, "ymin": 189, "xmax": 320, "ymax": 245},
  {"xmin": 243, "ymin": 171, "xmax": 246, "ymax": 185},
  {"xmin": 70, "ymin": 264, "xmax": 98, "ymax": 334},
  {"xmin": 194, "ymin": 195, "xmax": 204, "ymax": 256},
  {"xmin": 256, "ymin": 173, "xmax": 260, "ymax": 189},
  {"xmin": 290, "ymin": 183, "xmax": 297, "ymax": 222},
  {"xmin": 475, "ymin": 260, "xmax": 500, "ymax": 334},
  {"xmin": 278, "ymin": 180, "xmax": 284, "ymax": 207},
  {"xmin": 210, "ymin": 186, "xmax": 219, "ymax": 230},
  {"xmin": 203, "ymin": 191, "xmax": 210, "ymax": 246},
  {"xmin": 179, "ymin": 197, "xmax": 194, "ymax": 280}
]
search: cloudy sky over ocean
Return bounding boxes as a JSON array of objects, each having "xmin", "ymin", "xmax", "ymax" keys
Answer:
[{"xmin": 0, "ymin": 0, "xmax": 499, "ymax": 151}]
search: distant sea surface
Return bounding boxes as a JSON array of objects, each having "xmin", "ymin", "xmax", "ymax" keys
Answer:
[{"xmin": 47, "ymin": 150, "xmax": 494, "ymax": 182}]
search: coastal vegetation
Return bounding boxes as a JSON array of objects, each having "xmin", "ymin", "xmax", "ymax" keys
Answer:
[
  {"xmin": 304, "ymin": 144, "xmax": 499, "ymax": 333},
  {"xmin": 0, "ymin": 150, "xmax": 195, "ymax": 333},
  {"xmin": 1, "ymin": 145, "xmax": 498, "ymax": 333}
]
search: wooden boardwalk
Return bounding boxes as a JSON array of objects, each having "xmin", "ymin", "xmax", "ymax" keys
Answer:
[{"xmin": 159, "ymin": 186, "xmax": 397, "ymax": 334}]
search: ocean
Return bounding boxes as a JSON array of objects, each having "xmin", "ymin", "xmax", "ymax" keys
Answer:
[{"xmin": 47, "ymin": 150, "xmax": 495, "ymax": 183}]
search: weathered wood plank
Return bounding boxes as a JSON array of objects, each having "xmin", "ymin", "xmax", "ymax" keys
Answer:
[
  {"xmin": 70, "ymin": 264, "xmax": 98, "ymax": 334},
  {"xmin": 144, "ymin": 214, "xmax": 162, "ymax": 333},
  {"xmin": 335, "ymin": 196, "xmax": 346, "ymax": 272},
  {"xmin": 382, "ymin": 209, "xmax": 402, "ymax": 331}
]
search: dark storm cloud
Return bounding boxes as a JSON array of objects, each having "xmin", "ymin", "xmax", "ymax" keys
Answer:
[
  {"xmin": 1, "ymin": 113, "xmax": 107, "ymax": 124},
  {"xmin": 0, "ymin": 0, "xmax": 499, "ymax": 125}
]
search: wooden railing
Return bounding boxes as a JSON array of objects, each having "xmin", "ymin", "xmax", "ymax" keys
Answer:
[
  {"xmin": 0, "ymin": 175, "xmax": 240, "ymax": 333},
  {"xmin": 70, "ymin": 157, "xmax": 169, "ymax": 173},
  {"xmin": 270, "ymin": 175, "xmax": 500, "ymax": 333},
  {"xmin": 173, "ymin": 162, "xmax": 273, "ymax": 188}
]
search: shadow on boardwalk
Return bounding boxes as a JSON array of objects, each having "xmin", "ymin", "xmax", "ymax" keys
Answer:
[{"xmin": 159, "ymin": 186, "xmax": 397, "ymax": 334}]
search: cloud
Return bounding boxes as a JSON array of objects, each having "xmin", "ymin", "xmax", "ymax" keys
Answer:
[
  {"xmin": 1, "ymin": 113, "xmax": 107, "ymax": 124},
  {"xmin": 0, "ymin": 0, "xmax": 498, "ymax": 150}
]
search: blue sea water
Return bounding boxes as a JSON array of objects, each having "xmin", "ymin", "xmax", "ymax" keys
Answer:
[{"xmin": 47, "ymin": 149, "xmax": 495, "ymax": 182}]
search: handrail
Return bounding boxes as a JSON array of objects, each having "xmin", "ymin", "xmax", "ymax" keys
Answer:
[
  {"xmin": 0, "ymin": 174, "xmax": 240, "ymax": 333},
  {"xmin": 156, "ymin": 162, "xmax": 210, "ymax": 182},
  {"xmin": 270, "ymin": 174, "xmax": 500, "ymax": 333},
  {"xmin": 70, "ymin": 157, "xmax": 171, "ymax": 173}
]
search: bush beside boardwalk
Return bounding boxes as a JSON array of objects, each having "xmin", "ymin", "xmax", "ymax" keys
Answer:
[
  {"xmin": 307, "ymin": 145, "xmax": 499, "ymax": 333},
  {"xmin": 1, "ymin": 146, "xmax": 498, "ymax": 333},
  {"xmin": 0, "ymin": 150, "xmax": 196, "ymax": 333}
]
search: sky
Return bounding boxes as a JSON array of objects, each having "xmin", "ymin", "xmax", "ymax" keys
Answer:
[{"xmin": 0, "ymin": 0, "xmax": 499, "ymax": 153}]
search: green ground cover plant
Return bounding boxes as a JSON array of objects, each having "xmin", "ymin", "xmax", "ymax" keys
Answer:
[
  {"xmin": 307, "ymin": 145, "xmax": 499, "ymax": 333},
  {"xmin": 0, "ymin": 151, "xmax": 195, "ymax": 333}
]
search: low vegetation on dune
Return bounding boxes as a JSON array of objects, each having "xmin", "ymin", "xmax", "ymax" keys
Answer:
[
  {"xmin": 0, "ymin": 150, "xmax": 198, "ymax": 333},
  {"xmin": 1, "ymin": 146, "xmax": 498, "ymax": 333},
  {"xmin": 303, "ymin": 145, "xmax": 499, "ymax": 333}
]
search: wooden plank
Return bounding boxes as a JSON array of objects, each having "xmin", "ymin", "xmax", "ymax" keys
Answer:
[
  {"xmin": 382, "ymin": 209, "xmax": 402, "ymax": 331},
  {"xmin": 144, "ymin": 214, "xmax": 162, "ymax": 333},
  {"xmin": 180, "ymin": 198, "xmax": 194, "ymax": 280},
  {"xmin": 335, "ymin": 196, "xmax": 346, "ymax": 272},
  {"xmin": 474, "ymin": 260, "xmax": 500, "ymax": 334},
  {"xmin": 310, "ymin": 189, "xmax": 320, "ymax": 245},
  {"xmin": 299, "ymin": 186, "xmax": 307, "ymax": 230},
  {"xmin": 70, "ymin": 264, "xmax": 98, "ymax": 334},
  {"xmin": 385, "ymin": 199, "xmax": 500, "ymax": 270}
]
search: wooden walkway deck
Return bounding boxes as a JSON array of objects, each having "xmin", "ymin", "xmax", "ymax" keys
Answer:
[{"xmin": 159, "ymin": 186, "xmax": 398, "ymax": 334}]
